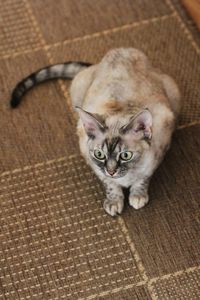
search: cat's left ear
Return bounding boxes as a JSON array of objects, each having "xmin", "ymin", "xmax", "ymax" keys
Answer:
[
  {"xmin": 121, "ymin": 109, "xmax": 152, "ymax": 140},
  {"xmin": 76, "ymin": 107, "xmax": 106, "ymax": 138}
]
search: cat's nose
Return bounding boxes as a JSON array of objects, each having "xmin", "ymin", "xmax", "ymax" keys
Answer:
[
  {"xmin": 107, "ymin": 169, "xmax": 116, "ymax": 176},
  {"xmin": 106, "ymin": 159, "xmax": 117, "ymax": 176}
]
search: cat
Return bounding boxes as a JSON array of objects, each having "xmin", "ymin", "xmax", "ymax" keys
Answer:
[{"xmin": 10, "ymin": 48, "xmax": 181, "ymax": 216}]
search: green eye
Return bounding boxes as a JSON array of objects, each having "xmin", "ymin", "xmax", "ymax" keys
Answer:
[
  {"xmin": 120, "ymin": 151, "xmax": 133, "ymax": 161},
  {"xmin": 94, "ymin": 149, "xmax": 106, "ymax": 160}
]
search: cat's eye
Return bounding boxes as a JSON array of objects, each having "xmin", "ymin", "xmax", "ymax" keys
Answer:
[
  {"xmin": 94, "ymin": 149, "xmax": 106, "ymax": 160},
  {"xmin": 120, "ymin": 151, "xmax": 133, "ymax": 161}
]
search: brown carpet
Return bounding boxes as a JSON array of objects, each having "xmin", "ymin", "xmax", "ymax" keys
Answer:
[{"xmin": 0, "ymin": 0, "xmax": 200, "ymax": 299}]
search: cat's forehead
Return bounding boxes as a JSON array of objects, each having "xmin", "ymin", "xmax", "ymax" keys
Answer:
[
  {"xmin": 105, "ymin": 114, "xmax": 131, "ymax": 134},
  {"xmin": 102, "ymin": 136, "xmax": 124, "ymax": 154},
  {"xmin": 104, "ymin": 136, "xmax": 121, "ymax": 148}
]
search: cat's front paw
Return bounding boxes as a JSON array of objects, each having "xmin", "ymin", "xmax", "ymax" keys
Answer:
[
  {"xmin": 129, "ymin": 194, "xmax": 149, "ymax": 210},
  {"xmin": 103, "ymin": 198, "xmax": 124, "ymax": 217}
]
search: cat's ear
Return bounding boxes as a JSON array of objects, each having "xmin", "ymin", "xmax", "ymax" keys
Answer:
[
  {"xmin": 121, "ymin": 109, "xmax": 152, "ymax": 140},
  {"xmin": 76, "ymin": 107, "xmax": 106, "ymax": 138}
]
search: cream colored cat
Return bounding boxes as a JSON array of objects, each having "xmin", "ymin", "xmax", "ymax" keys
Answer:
[{"xmin": 11, "ymin": 48, "xmax": 181, "ymax": 216}]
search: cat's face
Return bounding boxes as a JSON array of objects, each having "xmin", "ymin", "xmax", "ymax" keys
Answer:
[
  {"xmin": 77, "ymin": 107, "xmax": 152, "ymax": 179},
  {"xmin": 88, "ymin": 134, "xmax": 146, "ymax": 178}
]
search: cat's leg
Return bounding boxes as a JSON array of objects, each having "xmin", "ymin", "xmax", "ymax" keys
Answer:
[
  {"xmin": 103, "ymin": 179, "xmax": 124, "ymax": 216},
  {"xmin": 129, "ymin": 178, "xmax": 150, "ymax": 210}
]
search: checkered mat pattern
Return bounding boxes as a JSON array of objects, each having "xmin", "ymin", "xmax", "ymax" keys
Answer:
[{"xmin": 0, "ymin": 0, "xmax": 200, "ymax": 299}]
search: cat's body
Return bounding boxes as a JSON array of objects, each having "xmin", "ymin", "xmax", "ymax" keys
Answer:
[{"xmin": 11, "ymin": 48, "xmax": 181, "ymax": 216}]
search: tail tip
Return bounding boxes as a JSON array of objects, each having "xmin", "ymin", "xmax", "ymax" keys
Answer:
[{"xmin": 10, "ymin": 95, "xmax": 21, "ymax": 108}]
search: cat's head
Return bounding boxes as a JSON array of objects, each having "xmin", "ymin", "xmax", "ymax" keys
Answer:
[{"xmin": 77, "ymin": 107, "xmax": 152, "ymax": 179}]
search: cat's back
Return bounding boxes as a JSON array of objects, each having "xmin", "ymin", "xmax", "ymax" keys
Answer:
[
  {"xmin": 86, "ymin": 48, "xmax": 156, "ymax": 99},
  {"xmin": 81, "ymin": 48, "xmax": 180, "ymax": 121},
  {"xmin": 97, "ymin": 48, "xmax": 150, "ymax": 77},
  {"xmin": 84, "ymin": 48, "xmax": 161, "ymax": 112}
]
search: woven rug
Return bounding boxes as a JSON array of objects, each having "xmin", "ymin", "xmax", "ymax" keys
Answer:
[{"xmin": 0, "ymin": 0, "xmax": 200, "ymax": 299}]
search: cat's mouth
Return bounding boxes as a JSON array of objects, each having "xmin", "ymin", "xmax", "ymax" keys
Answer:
[{"xmin": 104, "ymin": 169, "xmax": 124, "ymax": 179}]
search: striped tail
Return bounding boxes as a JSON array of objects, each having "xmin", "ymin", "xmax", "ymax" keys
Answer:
[{"xmin": 10, "ymin": 61, "xmax": 92, "ymax": 108}]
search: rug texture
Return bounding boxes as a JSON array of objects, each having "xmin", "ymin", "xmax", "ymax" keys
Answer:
[{"xmin": 0, "ymin": 0, "xmax": 200, "ymax": 299}]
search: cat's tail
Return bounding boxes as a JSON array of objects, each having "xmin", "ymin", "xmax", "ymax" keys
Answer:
[{"xmin": 10, "ymin": 61, "xmax": 92, "ymax": 108}]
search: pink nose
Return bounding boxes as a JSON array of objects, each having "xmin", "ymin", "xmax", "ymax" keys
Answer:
[{"xmin": 107, "ymin": 169, "xmax": 116, "ymax": 176}]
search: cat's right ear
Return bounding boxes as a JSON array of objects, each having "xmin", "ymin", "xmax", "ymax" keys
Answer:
[{"xmin": 75, "ymin": 107, "xmax": 106, "ymax": 139}]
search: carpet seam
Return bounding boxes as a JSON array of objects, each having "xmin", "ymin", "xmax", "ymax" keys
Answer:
[
  {"xmin": 24, "ymin": 0, "xmax": 75, "ymax": 119},
  {"xmin": 0, "ymin": 13, "xmax": 174, "ymax": 61},
  {"xmin": 1, "ymin": 2, "xmax": 199, "ymax": 300},
  {"xmin": 149, "ymin": 264, "xmax": 200, "ymax": 284},
  {"xmin": 117, "ymin": 217, "xmax": 158, "ymax": 300},
  {"xmin": 46, "ymin": 13, "xmax": 175, "ymax": 49},
  {"xmin": 1, "ymin": 120, "xmax": 200, "ymax": 178},
  {"xmin": 77, "ymin": 280, "xmax": 146, "ymax": 300},
  {"xmin": 1, "ymin": 281, "xmax": 147, "ymax": 300},
  {"xmin": 165, "ymin": 0, "xmax": 200, "ymax": 55},
  {"xmin": 177, "ymin": 121, "xmax": 200, "ymax": 129}
]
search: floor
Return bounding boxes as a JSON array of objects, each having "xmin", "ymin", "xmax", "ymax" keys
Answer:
[{"xmin": 0, "ymin": 0, "xmax": 200, "ymax": 299}]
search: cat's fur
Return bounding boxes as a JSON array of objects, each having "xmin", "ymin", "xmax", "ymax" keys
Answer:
[{"xmin": 10, "ymin": 48, "xmax": 181, "ymax": 216}]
